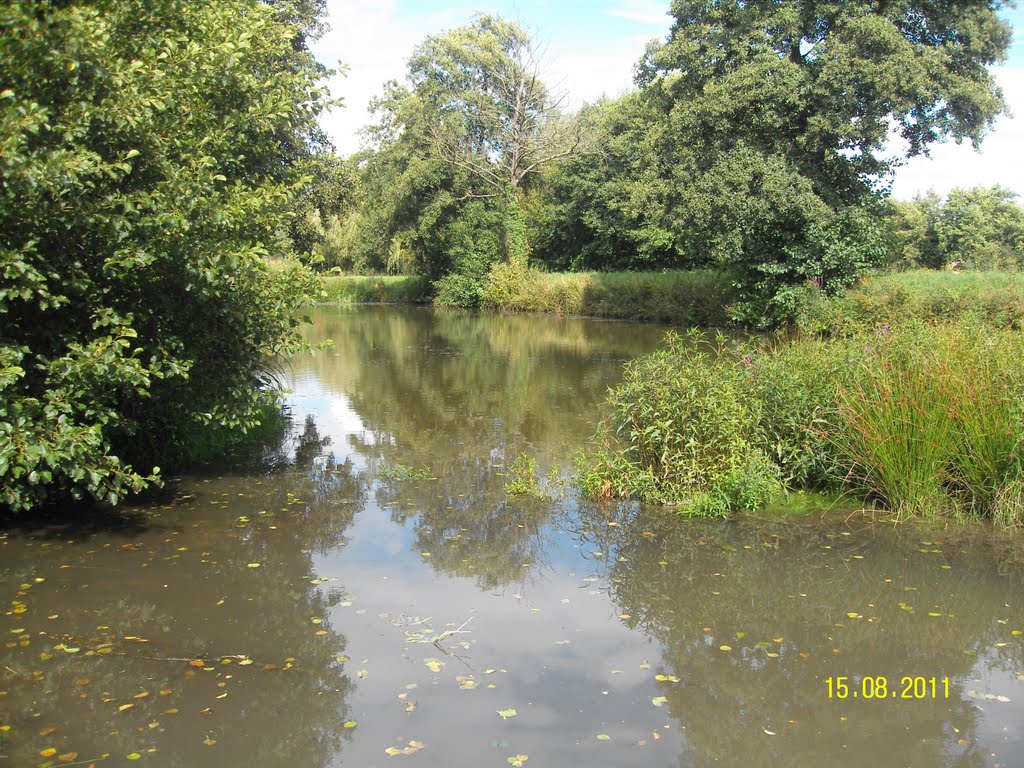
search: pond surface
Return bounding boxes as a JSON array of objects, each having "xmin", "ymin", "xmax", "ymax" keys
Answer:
[{"xmin": 3, "ymin": 305, "xmax": 1024, "ymax": 768}]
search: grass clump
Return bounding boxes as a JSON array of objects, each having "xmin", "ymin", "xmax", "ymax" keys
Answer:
[
  {"xmin": 378, "ymin": 463, "xmax": 434, "ymax": 481},
  {"xmin": 580, "ymin": 321, "xmax": 1024, "ymax": 523},
  {"xmin": 320, "ymin": 274, "xmax": 431, "ymax": 303},
  {"xmin": 503, "ymin": 453, "xmax": 563, "ymax": 501}
]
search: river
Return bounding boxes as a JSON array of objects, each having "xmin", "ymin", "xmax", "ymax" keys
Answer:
[{"xmin": 2, "ymin": 305, "xmax": 1023, "ymax": 767}]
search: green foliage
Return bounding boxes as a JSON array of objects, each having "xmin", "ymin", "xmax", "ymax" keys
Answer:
[
  {"xmin": 535, "ymin": 0, "xmax": 1010, "ymax": 322},
  {"xmin": 832, "ymin": 323, "xmax": 1024, "ymax": 519},
  {"xmin": 578, "ymin": 331, "xmax": 783, "ymax": 515},
  {"xmin": 0, "ymin": 0, "xmax": 329, "ymax": 510},
  {"xmin": 935, "ymin": 186, "xmax": 1024, "ymax": 270},
  {"xmin": 796, "ymin": 271, "xmax": 1024, "ymax": 336},
  {"xmin": 483, "ymin": 267, "xmax": 733, "ymax": 326},
  {"xmin": 319, "ymin": 274, "xmax": 431, "ymax": 303},
  {"xmin": 378, "ymin": 463, "xmax": 434, "ymax": 481},
  {"xmin": 581, "ymin": 320, "xmax": 1024, "ymax": 522},
  {"xmin": 881, "ymin": 187, "xmax": 1024, "ymax": 271},
  {"xmin": 503, "ymin": 453, "xmax": 554, "ymax": 501}
]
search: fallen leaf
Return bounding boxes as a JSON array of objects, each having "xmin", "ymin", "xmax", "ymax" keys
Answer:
[
  {"xmin": 596, "ymin": 734, "xmax": 611, "ymax": 741},
  {"xmin": 343, "ymin": 721, "xmax": 357, "ymax": 728},
  {"xmin": 424, "ymin": 658, "xmax": 444, "ymax": 673},
  {"xmin": 40, "ymin": 748, "xmax": 58, "ymax": 757},
  {"xmin": 651, "ymin": 696, "xmax": 668, "ymax": 707},
  {"xmin": 246, "ymin": 563, "xmax": 261, "ymax": 569},
  {"xmin": 655, "ymin": 674, "xmax": 680, "ymax": 683},
  {"xmin": 507, "ymin": 755, "xmax": 529, "ymax": 767},
  {"xmin": 497, "ymin": 708, "xmax": 518, "ymax": 720}
]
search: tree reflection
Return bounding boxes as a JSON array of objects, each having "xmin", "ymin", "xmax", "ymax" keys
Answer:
[
  {"xmin": 289, "ymin": 306, "xmax": 665, "ymax": 590},
  {"xmin": 0, "ymin": 414, "xmax": 363, "ymax": 767},
  {"xmin": 568, "ymin": 503, "xmax": 1023, "ymax": 768}
]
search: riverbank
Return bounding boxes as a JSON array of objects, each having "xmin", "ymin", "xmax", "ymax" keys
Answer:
[
  {"xmin": 319, "ymin": 269, "xmax": 1024, "ymax": 330},
  {"xmin": 578, "ymin": 321, "xmax": 1024, "ymax": 525}
]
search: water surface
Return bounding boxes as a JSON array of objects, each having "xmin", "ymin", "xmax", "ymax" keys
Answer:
[{"xmin": 2, "ymin": 306, "xmax": 1023, "ymax": 767}]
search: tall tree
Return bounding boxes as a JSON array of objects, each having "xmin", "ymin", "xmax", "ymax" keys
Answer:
[
  {"xmin": 633, "ymin": 0, "xmax": 1012, "ymax": 321},
  {"xmin": 407, "ymin": 13, "xmax": 579, "ymax": 265},
  {"xmin": 0, "ymin": 0, "xmax": 331, "ymax": 510}
]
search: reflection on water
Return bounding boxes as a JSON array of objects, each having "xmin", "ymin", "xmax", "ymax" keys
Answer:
[{"xmin": 2, "ymin": 305, "xmax": 1023, "ymax": 767}]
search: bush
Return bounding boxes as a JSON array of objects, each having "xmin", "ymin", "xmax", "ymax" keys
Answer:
[
  {"xmin": 580, "ymin": 320, "xmax": 1024, "ymax": 522},
  {"xmin": 578, "ymin": 331, "xmax": 783, "ymax": 515},
  {"xmin": 0, "ymin": 0, "xmax": 327, "ymax": 511}
]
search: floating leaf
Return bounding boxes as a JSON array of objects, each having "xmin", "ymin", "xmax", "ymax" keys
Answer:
[
  {"xmin": 385, "ymin": 740, "xmax": 425, "ymax": 757},
  {"xmin": 507, "ymin": 755, "xmax": 529, "ymax": 767},
  {"xmin": 343, "ymin": 721, "xmax": 357, "ymax": 729},
  {"xmin": 497, "ymin": 708, "xmax": 518, "ymax": 720},
  {"xmin": 424, "ymin": 658, "xmax": 444, "ymax": 673},
  {"xmin": 246, "ymin": 563, "xmax": 261, "ymax": 569},
  {"xmin": 719, "ymin": 645, "xmax": 732, "ymax": 652},
  {"xmin": 40, "ymin": 748, "xmax": 57, "ymax": 757},
  {"xmin": 654, "ymin": 674, "xmax": 680, "ymax": 683},
  {"xmin": 127, "ymin": 754, "xmax": 142, "ymax": 761},
  {"xmin": 596, "ymin": 734, "xmax": 611, "ymax": 741},
  {"xmin": 117, "ymin": 704, "xmax": 135, "ymax": 713},
  {"xmin": 651, "ymin": 696, "xmax": 668, "ymax": 707}
]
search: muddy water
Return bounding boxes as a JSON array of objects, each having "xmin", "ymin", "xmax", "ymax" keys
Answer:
[{"xmin": 2, "ymin": 305, "xmax": 1023, "ymax": 768}]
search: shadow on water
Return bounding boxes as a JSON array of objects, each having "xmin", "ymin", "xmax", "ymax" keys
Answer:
[{"xmin": 0, "ymin": 413, "xmax": 363, "ymax": 767}]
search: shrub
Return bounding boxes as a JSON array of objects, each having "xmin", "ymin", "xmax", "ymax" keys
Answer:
[{"xmin": 578, "ymin": 331, "xmax": 782, "ymax": 515}]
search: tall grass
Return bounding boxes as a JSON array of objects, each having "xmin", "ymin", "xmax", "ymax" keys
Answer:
[
  {"xmin": 798, "ymin": 270, "xmax": 1024, "ymax": 336},
  {"xmin": 580, "ymin": 321, "xmax": 1024, "ymax": 523},
  {"xmin": 484, "ymin": 264, "xmax": 733, "ymax": 326},
  {"xmin": 319, "ymin": 274, "xmax": 431, "ymax": 303}
]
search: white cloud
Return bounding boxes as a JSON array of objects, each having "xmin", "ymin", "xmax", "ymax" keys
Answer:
[
  {"xmin": 889, "ymin": 67, "xmax": 1024, "ymax": 200},
  {"xmin": 604, "ymin": 0, "xmax": 672, "ymax": 26},
  {"xmin": 312, "ymin": 0, "xmax": 421, "ymax": 155}
]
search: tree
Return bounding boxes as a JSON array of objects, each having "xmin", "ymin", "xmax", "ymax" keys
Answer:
[
  {"xmin": 632, "ymin": 0, "xmax": 1011, "ymax": 321},
  {"xmin": 0, "ymin": 0, "xmax": 331, "ymax": 511},
  {"xmin": 407, "ymin": 14, "xmax": 579, "ymax": 265},
  {"xmin": 935, "ymin": 186, "xmax": 1024, "ymax": 270}
]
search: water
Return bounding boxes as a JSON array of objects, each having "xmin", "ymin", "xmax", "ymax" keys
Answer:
[{"xmin": 2, "ymin": 305, "xmax": 1023, "ymax": 767}]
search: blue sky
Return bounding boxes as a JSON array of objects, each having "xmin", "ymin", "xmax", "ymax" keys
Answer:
[{"xmin": 313, "ymin": 1, "xmax": 1024, "ymax": 199}]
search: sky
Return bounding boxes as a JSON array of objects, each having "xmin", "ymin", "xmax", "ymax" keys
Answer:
[{"xmin": 311, "ymin": 0, "xmax": 1024, "ymax": 200}]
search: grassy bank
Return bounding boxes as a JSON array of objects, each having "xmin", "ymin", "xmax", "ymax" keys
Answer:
[
  {"xmin": 799, "ymin": 270, "xmax": 1024, "ymax": 335},
  {"xmin": 482, "ymin": 267, "xmax": 734, "ymax": 326},
  {"xmin": 578, "ymin": 322, "xmax": 1024, "ymax": 524},
  {"xmin": 316, "ymin": 268, "xmax": 1024, "ymax": 332},
  {"xmin": 319, "ymin": 274, "xmax": 431, "ymax": 303}
]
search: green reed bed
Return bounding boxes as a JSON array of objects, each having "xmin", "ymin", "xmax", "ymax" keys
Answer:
[
  {"xmin": 484, "ymin": 266, "xmax": 733, "ymax": 326},
  {"xmin": 579, "ymin": 322, "xmax": 1024, "ymax": 524},
  {"xmin": 319, "ymin": 274, "xmax": 431, "ymax": 303},
  {"xmin": 798, "ymin": 270, "xmax": 1024, "ymax": 335}
]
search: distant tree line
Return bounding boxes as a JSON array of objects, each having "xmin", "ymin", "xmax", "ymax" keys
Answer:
[{"xmin": 308, "ymin": 1, "xmax": 1014, "ymax": 322}]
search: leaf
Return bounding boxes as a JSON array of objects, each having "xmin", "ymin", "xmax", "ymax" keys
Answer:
[
  {"xmin": 343, "ymin": 721, "xmax": 357, "ymax": 728},
  {"xmin": 651, "ymin": 696, "xmax": 668, "ymax": 707},
  {"xmin": 40, "ymin": 748, "xmax": 57, "ymax": 758},
  {"xmin": 596, "ymin": 734, "xmax": 611, "ymax": 741},
  {"xmin": 385, "ymin": 740, "xmax": 425, "ymax": 757},
  {"xmin": 496, "ymin": 708, "xmax": 518, "ymax": 720},
  {"xmin": 127, "ymin": 754, "xmax": 142, "ymax": 761},
  {"xmin": 246, "ymin": 563, "xmax": 261, "ymax": 568},
  {"xmin": 655, "ymin": 674, "xmax": 680, "ymax": 683},
  {"xmin": 719, "ymin": 645, "xmax": 732, "ymax": 651},
  {"xmin": 424, "ymin": 658, "xmax": 444, "ymax": 673},
  {"xmin": 507, "ymin": 755, "xmax": 529, "ymax": 767}
]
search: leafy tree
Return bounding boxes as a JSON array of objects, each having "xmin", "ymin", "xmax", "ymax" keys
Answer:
[
  {"xmin": 630, "ymin": 0, "xmax": 1011, "ymax": 321},
  {"xmin": 882, "ymin": 193, "xmax": 943, "ymax": 270},
  {"xmin": 935, "ymin": 186, "xmax": 1024, "ymax": 270},
  {"xmin": 406, "ymin": 13, "xmax": 578, "ymax": 266},
  {"xmin": 0, "ymin": 0, "xmax": 331, "ymax": 511}
]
